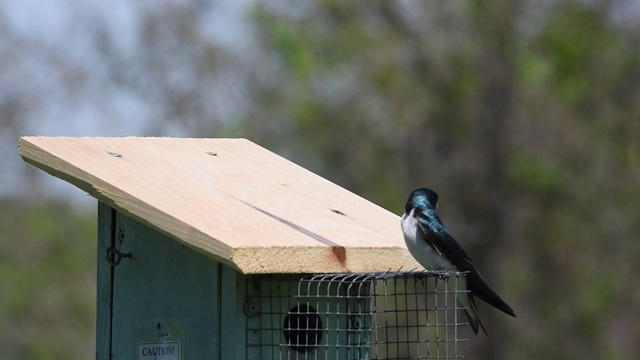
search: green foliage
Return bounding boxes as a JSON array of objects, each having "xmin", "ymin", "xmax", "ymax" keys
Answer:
[
  {"xmin": 537, "ymin": 3, "xmax": 617, "ymax": 102},
  {"xmin": 507, "ymin": 152, "xmax": 566, "ymax": 200},
  {"xmin": 0, "ymin": 200, "xmax": 96, "ymax": 359}
]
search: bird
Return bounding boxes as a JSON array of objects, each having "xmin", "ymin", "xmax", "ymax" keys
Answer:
[{"xmin": 401, "ymin": 187, "xmax": 516, "ymax": 335}]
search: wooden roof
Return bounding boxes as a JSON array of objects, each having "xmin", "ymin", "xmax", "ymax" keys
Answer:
[{"xmin": 19, "ymin": 137, "xmax": 419, "ymax": 274}]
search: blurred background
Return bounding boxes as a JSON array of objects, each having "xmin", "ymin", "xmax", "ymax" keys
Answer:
[{"xmin": 2, "ymin": 0, "xmax": 640, "ymax": 358}]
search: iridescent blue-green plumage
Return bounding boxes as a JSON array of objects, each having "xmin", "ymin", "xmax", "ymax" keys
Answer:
[{"xmin": 401, "ymin": 188, "xmax": 516, "ymax": 335}]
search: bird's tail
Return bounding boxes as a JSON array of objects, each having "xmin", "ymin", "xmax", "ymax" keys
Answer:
[
  {"xmin": 447, "ymin": 277, "xmax": 488, "ymax": 335},
  {"xmin": 463, "ymin": 296, "xmax": 487, "ymax": 336},
  {"xmin": 468, "ymin": 271, "xmax": 517, "ymax": 318}
]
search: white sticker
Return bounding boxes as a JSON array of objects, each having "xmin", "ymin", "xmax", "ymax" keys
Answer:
[{"xmin": 137, "ymin": 341, "xmax": 180, "ymax": 360}]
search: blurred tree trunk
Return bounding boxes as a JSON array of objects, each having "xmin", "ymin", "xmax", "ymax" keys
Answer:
[{"xmin": 470, "ymin": 0, "xmax": 516, "ymax": 357}]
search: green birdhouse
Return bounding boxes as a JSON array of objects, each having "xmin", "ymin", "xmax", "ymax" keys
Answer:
[{"xmin": 20, "ymin": 137, "xmax": 468, "ymax": 360}]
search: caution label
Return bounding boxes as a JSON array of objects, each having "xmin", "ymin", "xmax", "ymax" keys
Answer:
[{"xmin": 137, "ymin": 341, "xmax": 180, "ymax": 360}]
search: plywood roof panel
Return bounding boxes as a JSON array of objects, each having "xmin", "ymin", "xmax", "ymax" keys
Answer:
[{"xmin": 19, "ymin": 137, "xmax": 419, "ymax": 274}]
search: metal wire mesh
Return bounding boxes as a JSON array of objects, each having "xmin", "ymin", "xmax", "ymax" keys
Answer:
[{"xmin": 244, "ymin": 271, "xmax": 468, "ymax": 360}]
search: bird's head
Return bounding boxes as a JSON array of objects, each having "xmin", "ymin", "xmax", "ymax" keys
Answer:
[{"xmin": 405, "ymin": 188, "xmax": 439, "ymax": 213}]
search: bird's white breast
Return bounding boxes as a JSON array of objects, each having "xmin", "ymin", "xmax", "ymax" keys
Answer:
[{"xmin": 401, "ymin": 209, "xmax": 456, "ymax": 271}]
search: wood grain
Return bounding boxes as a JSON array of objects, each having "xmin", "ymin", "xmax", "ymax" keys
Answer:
[{"xmin": 19, "ymin": 136, "xmax": 420, "ymax": 274}]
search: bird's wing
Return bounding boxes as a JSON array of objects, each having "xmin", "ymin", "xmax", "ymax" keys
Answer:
[
  {"xmin": 415, "ymin": 211, "xmax": 516, "ymax": 317},
  {"xmin": 415, "ymin": 212, "xmax": 474, "ymax": 270}
]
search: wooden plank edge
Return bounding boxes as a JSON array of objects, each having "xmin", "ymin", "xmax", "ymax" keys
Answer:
[{"xmin": 231, "ymin": 245, "xmax": 422, "ymax": 274}]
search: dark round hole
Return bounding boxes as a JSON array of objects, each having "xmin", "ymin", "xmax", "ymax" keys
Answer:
[{"xmin": 283, "ymin": 304, "xmax": 323, "ymax": 353}]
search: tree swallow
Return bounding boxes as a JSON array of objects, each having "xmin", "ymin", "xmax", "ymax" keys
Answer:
[{"xmin": 401, "ymin": 188, "xmax": 516, "ymax": 335}]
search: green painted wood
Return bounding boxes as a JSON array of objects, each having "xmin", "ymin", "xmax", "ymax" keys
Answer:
[
  {"xmin": 96, "ymin": 202, "xmax": 115, "ymax": 360},
  {"xmin": 220, "ymin": 265, "xmax": 247, "ymax": 359},
  {"xmin": 109, "ymin": 210, "xmax": 221, "ymax": 359}
]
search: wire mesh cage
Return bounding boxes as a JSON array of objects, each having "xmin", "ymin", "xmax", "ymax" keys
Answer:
[{"xmin": 244, "ymin": 271, "xmax": 469, "ymax": 359}]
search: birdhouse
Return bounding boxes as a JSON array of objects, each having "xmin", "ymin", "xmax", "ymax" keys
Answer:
[{"xmin": 19, "ymin": 137, "xmax": 469, "ymax": 359}]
